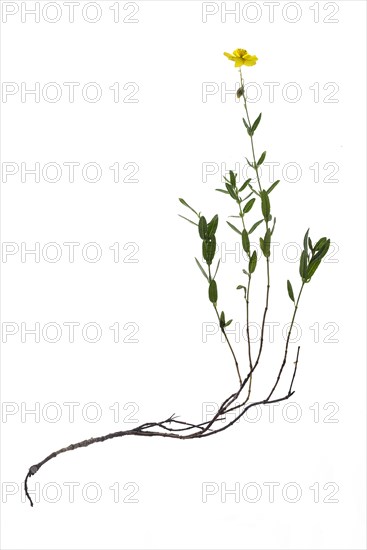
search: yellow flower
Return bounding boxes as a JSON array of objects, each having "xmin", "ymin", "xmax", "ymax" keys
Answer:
[{"xmin": 223, "ymin": 49, "xmax": 258, "ymax": 68}]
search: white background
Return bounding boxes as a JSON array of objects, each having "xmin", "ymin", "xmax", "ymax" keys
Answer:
[{"xmin": 0, "ymin": 1, "xmax": 366, "ymax": 549}]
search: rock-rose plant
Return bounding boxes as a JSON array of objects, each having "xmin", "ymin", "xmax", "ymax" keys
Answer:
[{"xmin": 24, "ymin": 50, "xmax": 330, "ymax": 506}]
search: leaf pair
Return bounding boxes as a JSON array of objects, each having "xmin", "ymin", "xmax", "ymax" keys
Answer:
[
  {"xmin": 260, "ymin": 228, "xmax": 271, "ymax": 258},
  {"xmin": 198, "ymin": 214, "xmax": 218, "ymax": 240},
  {"xmin": 243, "ymin": 113, "xmax": 262, "ymax": 137},
  {"xmin": 219, "ymin": 310, "xmax": 232, "ymax": 328},
  {"xmin": 299, "ymin": 229, "xmax": 330, "ymax": 283}
]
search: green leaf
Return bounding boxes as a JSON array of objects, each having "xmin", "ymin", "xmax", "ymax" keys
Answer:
[
  {"xmin": 262, "ymin": 228, "xmax": 271, "ymax": 258},
  {"xmin": 314, "ymin": 237, "xmax": 328, "ymax": 252},
  {"xmin": 225, "ymin": 183, "xmax": 237, "ymax": 200},
  {"xmin": 242, "ymin": 268, "xmax": 249, "ymax": 275},
  {"xmin": 241, "ymin": 229, "xmax": 250, "ymax": 255},
  {"xmin": 198, "ymin": 216, "xmax": 207, "ymax": 239},
  {"xmin": 179, "ymin": 198, "xmax": 199, "ymax": 217},
  {"xmin": 207, "ymin": 214, "xmax": 219, "ymax": 237},
  {"xmin": 229, "ymin": 170, "xmax": 236, "ymax": 187},
  {"xmin": 242, "ymin": 117, "xmax": 250, "ymax": 130},
  {"xmin": 243, "ymin": 198, "xmax": 256, "ymax": 214},
  {"xmin": 249, "ymin": 219, "xmax": 264, "ymax": 234},
  {"xmin": 259, "ymin": 237, "xmax": 264, "ymax": 254},
  {"xmin": 246, "ymin": 157, "xmax": 254, "ymax": 168},
  {"xmin": 237, "ymin": 285, "xmax": 247, "ymax": 299},
  {"xmin": 224, "ymin": 319, "xmax": 233, "ymax": 327},
  {"xmin": 227, "ymin": 221, "xmax": 242, "ymax": 235},
  {"xmin": 202, "ymin": 237, "xmax": 216, "ymax": 265},
  {"xmin": 236, "ymin": 87, "xmax": 244, "ymax": 98},
  {"xmin": 299, "ymin": 250, "xmax": 308, "ymax": 280},
  {"xmin": 271, "ymin": 216, "xmax": 277, "ymax": 236},
  {"xmin": 306, "ymin": 258, "xmax": 321, "ymax": 280},
  {"xmin": 287, "ymin": 280, "xmax": 295, "ymax": 302},
  {"xmin": 304, "ymin": 239, "xmax": 330, "ymax": 281},
  {"xmin": 257, "ymin": 151, "xmax": 266, "ymax": 166},
  {"xmin": 248, "ymin": 183, "xmax": 260, "ymax": 197},
  {"xmin": 213, "ymin": 259, "xmax": 220, "ymax": 279},
  {"xmin": 250, "ymin": 113, "xmax": 262, "ymax": 135},
  {"xmin": 267, "ymin": 180, "xmax": 280, "ymax": 194},
  {"xmin": 208, "ymin": 279, "xmax": 218, "ymax": 304},
  {"xmin": 238, "ymin": 178, "xmax": 251, "ymax": 193},
  {"xmin": 220, "ymin": 310, "xmax": 225, "ymax": 328},
  {"xmin": 303, "ymin": 229, "xmax": 310, "ymax": 258},
  {"xmin": 195, "ymin": 257, "xmax": 209, "ymax": 281},
  {"xmin": 312, "ymin": 239, "xmax": 331, "ymax": 264},
  {"xmin": 178, "ymin": 215, "xmax": 198, "ymax": 226},
  {"xmin": 215, "ymin": 188, "xmax": 229, "ymax": 194},
  {"xmin": 260, "ymin": 190, "xmax": 271, "ymax": 222},
  {"xmin": 308, "ymin": 237, "xmax": 313, "ymax": 252},
  {"xmin": 249, "ymin": 251, "xmax": 257, "ymax": 273}
]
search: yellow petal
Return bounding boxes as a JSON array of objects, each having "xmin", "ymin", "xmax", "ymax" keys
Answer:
[
  {"xmin": 234, "ymin": 59, "xmax": 245, "ymax": 67},
  {"xmin": 243, "ymin": 55, "xmax": 258, "ymax": 66},
  {"xmin": 224, "ymin": 52, "xmax": 236, "ymax": 61}
]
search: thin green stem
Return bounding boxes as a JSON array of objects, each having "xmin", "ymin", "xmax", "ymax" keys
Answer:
[
  {"xmin": 238, "ymin": 67, "xmax": 271, "ymax": 392},
  {"xmin": 236, "ymin": 198, "xmax": 253, "ymax": 372},
  {"xmin": 208, "ymin": 264, "xmax": 242, "ymax": 386}
]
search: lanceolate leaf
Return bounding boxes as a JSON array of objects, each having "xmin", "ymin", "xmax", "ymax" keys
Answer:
[
  {"xmin": 225, "ymin": 183, "xmax": 237, "ymax": 200},
  {"xmin": 246, "ymin": 157, "xmax": 254, "ymax": 168},
  {"xmin": 215, "ymin": 188, "xmax": 229, "ymax": 194},
  {"xmin": 311, "ymin": 239, "xmax": 331, "ymax": 264},
  {"xmin": 195, "ymin": 257, "xmax": 209, "ymax": 281},
  {"xmin": 207, "ymin": 214, "xmax": 219, "ymax": 237},
  {"xmin": 243, "ymin": 198, "xmax": 256, "ymax": 214},
  {"xmin": 249, "ymin": 250, "xmax": 257, "ymax": 273},
  {"xmin": 198, "ymin": 216, "xmax": 207, "ymax": 239},
  {"xmin": 260, "ymin": 237, "xmax": 264, "ymax": 254},
  {"xmin": 267, "ymin": 180, "xmax": 280, "ymax": 194},
  {"xmin": 227, "ymin": 221, "xmax": 242, "ymax": 235},
  {"xmin": 263, "ymin": 228, "xmax": 271, "ymax": 257},
  {"xmin": 299, "ymin": 249, "xmax": 308, "ymax": 280},
  {"xmin": 179, "ymin": 198, "xmax": 199, "ymax": 217},
  {"xmin": 260, "ymin": 190, "xmax": 271, "ymax": 222},
  {"xmin": 305, "ymin": 239, "xmax": 330, "ymax": 281},
  {"xmin": 178, "ymin": 215, "xmax": 198, "ymax": 226},
  {"xmin": 287, "ymin": 280, "xmax": 295, "ymax": 302},
  {"xmin": 213, "ymin": 259, "xmax": 220, "ymax": 279},
  {"xmin": 251, "ymin": 113, "xmax": 262, "ymax": 135},
  {"xmin": 242, "ymin": 228, "xmax": 250, "ymax": 255},
  {"xmin": 314, "ymin": 237, "xmax": 328, "ymax": 252},
  {"xmin": 257, "ymin": 151, "xmax": 266, "ymax": 166},
  {"xmin": 242, "ymin": 118, "xmax": 250, "ymax": 130},
  {"xmin": 229, "ymin": 170, "xmax": 236, "ymax": 187},
  {"xmin": 249, "ymin": 219, "xmax": 264, "ymax": 234},
  {"xmin": 208, "ymin": 279, "xmax": 218, "ymax": 304},
  {"xmin": 220, "ymin": 310, "xmax": 225, "ymax": 328},
  {"xmin": 303, "ymin": 228, "xmax": 310, "ymax": 258},
  {"xmin": 271, "ymin": 217, "xmax": 277, "ymax": 236},
  {"xmin": 203, "ymin": 237, "xmax": 216, "ymax": 265},
  {"xmin": 239, "ymin": 178, "xmax": 251, "ymax": 192},
  {"xmin": 306, "ymin": 258, "xmax": 321, "ymax": 280},
  {"xmin": 248, "ymin": 183, "xmax": 260, "ymax": 197}
]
